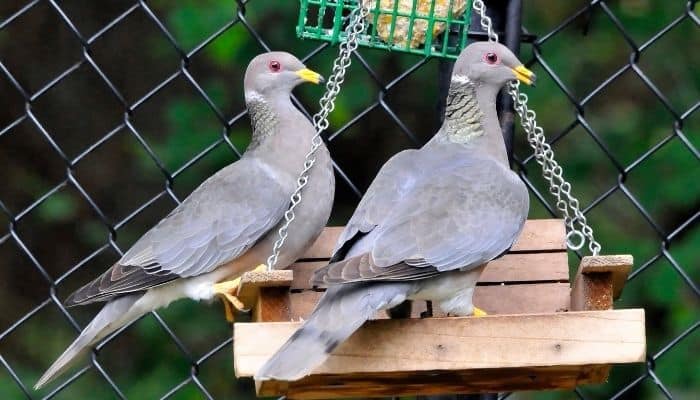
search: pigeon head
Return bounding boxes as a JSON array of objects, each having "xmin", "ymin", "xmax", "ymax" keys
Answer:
[
  {"xmin": 452, "ymin": 42, "xmax": 536, "ymax": 88},
  {"xmin": 244, "ymin": 52, "xmax": 324, "ymax": 101}
]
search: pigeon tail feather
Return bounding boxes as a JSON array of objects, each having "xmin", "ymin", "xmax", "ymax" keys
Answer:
[
  {"xmin": 34, "ymin": 294, "xmax": 142, "ymax": 389},
  {"xmin": 255, "ymin": 282, "xmax": 410, "ymax": 381}
]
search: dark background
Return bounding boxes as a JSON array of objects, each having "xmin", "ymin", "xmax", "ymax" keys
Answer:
[{"xmin": 0, "ymin": 1, "xmax": 698, "ymax": 399}]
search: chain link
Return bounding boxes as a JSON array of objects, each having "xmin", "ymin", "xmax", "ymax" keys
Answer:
[
  {"xmin": 508, "ymin": 82, "xmax": 602, "ymax": 255},
  {"xmin": 473, "ymin": 1, "xmax": 601, "ymax": 255},
  {"xmin": 266, "ymin": 5, "xmax": 370, "ymax": 269},
  {"xmin": 473, "ymin": 0, "xmax": 499, "ymax": 43}
]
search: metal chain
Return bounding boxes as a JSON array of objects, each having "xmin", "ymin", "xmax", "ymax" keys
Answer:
[
  {"xmin": 473, "ymin": 0, "xmax": 602, "ymax": 255},
  {"xmin": 473, "ymin": 0, "xmax": 499, "ymax": 42},
  {"xmin": 266, "ymin": 5, "xmax": 370, "ymax": 270},
  {"xmin": 508, "ymin": 83, "xmax": 602, "ymax": 255}
]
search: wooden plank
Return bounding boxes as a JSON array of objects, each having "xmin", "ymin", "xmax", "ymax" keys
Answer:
[
  {"xmin": 254, "ymin": 287, "xmax": 291, "ymax": 322},
  {"xmin": 479, "ymin": 252, "xmax": 568, "ymax": 283},
  {"xmin": 290, "ymin": 261, "xmax": 328, "ymax": 290},
  {"xmin": 580, "ymin": 254, "xmax": 633, "ymax": 272},
  {"xmin": 571, "ymin": 255, "xmax": 633, "ymax": 312},
  {"xmin": 510, "ymin": 219, "xmax": 566, "ymax": 252},
  {"xmin": 238, "ymin": 269, "xmax": 294, "ymax": 288},
  {"xmin": 291, "ymin": 252, "xmax": 568, "ymax": 291},
  {"xmin": 234, "ymin": 309, "xmax": 646, "ymax": 379},
  {"xmin": 237, "ymin": 270, "xmax": 293, "ymax": 307},
  {"xmin": 571, "ymin": 272, "xmax": 613, "ymax": 312},
  {"xmin": 290, "ymin": 253, "xmax": 569, "ymax": 291},
  {"xmin": 289, "ymin": 291, "xmax": 330, "ymax": 321},
  {"xmin": 287, "ymin": 283, "xmax": 571, "ymax": 320},
  {"xmin": 299, "ymin": 220, "xmax": 566, "ymax": 260},
  {"xmin": 300, "ymin": 227, "xmax": 344, "ymax": 259},
  {"xmin": 579, "ymin": 255, "xmax": 633, "ymax": 299},
  {"xmin": 473, "ymin": 283, "xmax": 571, "ymax": 314},
  {"xmin": 288, "ymin": 291, "xmax": 416, "ymax": 321},
  {"xmin": 256, "ymin": 364, "xmax": 611, "ymax": 398}
]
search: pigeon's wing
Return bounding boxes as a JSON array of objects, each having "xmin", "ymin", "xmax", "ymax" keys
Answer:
[
  {"xmin": 66, "ymin": 158, "xmax": 290, "ymax": 305},
  {"xmin": 332, "ymin": 149, "xmax": 419, "ymax": 258},
  {"xmin": 314, "ymin": 149, "xmax": 529, "ymax": 285}
]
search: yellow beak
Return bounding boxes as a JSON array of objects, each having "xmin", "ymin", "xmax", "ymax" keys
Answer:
[
  {"xmin": 295, "ymin": 68, "xmax": 325, "ymax": 84},
  {"xmin": 512, "ymin": 65, "xmax": 536, "ymax": 86}
]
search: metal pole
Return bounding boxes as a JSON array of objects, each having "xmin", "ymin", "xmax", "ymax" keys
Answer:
[{"xmin": 499, "ymin": 0, "xmax": 522, "ymax": 166}]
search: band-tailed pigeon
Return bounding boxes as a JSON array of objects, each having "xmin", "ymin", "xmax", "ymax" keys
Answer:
[
  {"xmin": 35, "ymin": 52, "xmax": 335, "ymax": 389},
  {"xmin": 256, "ymin": 41, "xmax": 535, "ymax": 381}
]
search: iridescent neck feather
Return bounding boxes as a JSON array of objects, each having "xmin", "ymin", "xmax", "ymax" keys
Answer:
[
  {"xmin": 443, "ymin": 75, "xmax": 484, "ymax": 143},
  {"xmin": 245, "ymin": 91, "xmax": 278, "ymax": 151}
]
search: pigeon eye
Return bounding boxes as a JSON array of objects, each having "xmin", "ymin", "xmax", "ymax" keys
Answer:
[
  {"xmin": 268, "ymin": 61, "xmax": 281, "ymax": 72},
  {"xmin": 484, "ymin": 52, "xmax": 499, "ymax": 64}
]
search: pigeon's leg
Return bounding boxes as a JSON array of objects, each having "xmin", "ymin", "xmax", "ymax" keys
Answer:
[
  {"xmin": 445, "ymin": 307, "xmax": 487, "ymax": 318},
  {"xmin": 420, "ymin": 300, "xmax": 434, "ymax": 318},
  {"xmin": 472, "ymin": 307, "xmax": 488, "ymax": 317},
  {"xmin": 387, "ymin": 300, "xmax": 413, "ymax": 319},
  {"xmin": 213, "ymin": 278, "xmax": 247, "ymax": 322},
  {"xmin": 212, "ymin": 264, "xmax": 269, "ymax": 322}
]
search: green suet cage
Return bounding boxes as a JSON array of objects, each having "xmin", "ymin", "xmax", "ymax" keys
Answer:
[{"xmin": 297, "ymin": 0, "xmax": 473, "ymax": 59}]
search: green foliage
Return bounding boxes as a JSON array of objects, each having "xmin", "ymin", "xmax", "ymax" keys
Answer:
[{"xmin": 36, "ymin": 190, "xmax": 78, "ymax": 222}]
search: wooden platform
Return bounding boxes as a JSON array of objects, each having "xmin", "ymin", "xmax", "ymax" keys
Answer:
[{"xmin": 232, "ymin": 219, "xmax": 644, "ymax": 398}]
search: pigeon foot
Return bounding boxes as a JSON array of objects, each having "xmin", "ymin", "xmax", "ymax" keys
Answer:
[
  {"xmin": 472, "ymin": 306, "xmax": 488, "ymax": 317},
  {"xmin": 213, "ymin": 264, "xmax": 269, "ymax": 322}
]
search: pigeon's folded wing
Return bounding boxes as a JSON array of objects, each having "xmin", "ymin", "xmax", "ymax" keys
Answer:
[{"xmin": 66, "ymin": 158, "xmax": 290, "ymax": 305}]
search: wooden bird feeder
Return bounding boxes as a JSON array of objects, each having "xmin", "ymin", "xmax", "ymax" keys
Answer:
[{"xmin": 232, "ymin": 219, "xmax": 645, "ymax": 398}]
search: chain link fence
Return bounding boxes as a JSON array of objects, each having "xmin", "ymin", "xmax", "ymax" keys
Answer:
[{"xmin": 1, "ymin": 1, "xmax": 698, "ymax": 399}]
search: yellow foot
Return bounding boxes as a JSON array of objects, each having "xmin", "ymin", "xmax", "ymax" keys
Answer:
[
  {"xmin": 472, "ymin": 307, "xmax": 488, "ymax": 317},
  {"xmin": 213, "ymin": 264, "xmax": 269, "ymax": 322}
]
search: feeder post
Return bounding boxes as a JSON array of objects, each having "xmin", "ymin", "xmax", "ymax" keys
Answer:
[
  {"xmin": 481, "ymin": 0, "xmax": 522, "ymax": 167},
  {"xmin": 499, "ymin": 0, "xmax": 522, "ymax": 167}
]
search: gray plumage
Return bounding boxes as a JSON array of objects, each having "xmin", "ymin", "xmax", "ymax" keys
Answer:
[
  {"xmin": 256, "ymin": 42, "xmax": 535, "ymax": 381},
  {"xmin": 36, "ymin": 52, "xmax": 334, "ymax": 389}
]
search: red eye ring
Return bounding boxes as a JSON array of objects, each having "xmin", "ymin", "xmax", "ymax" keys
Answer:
[
  {"xmin": 484, "ymin": 52, "xmax": 499, "ymax": 65},
  {"xmin": 268, "ymin": 60, "xmax": 281, "ymax": 72}
]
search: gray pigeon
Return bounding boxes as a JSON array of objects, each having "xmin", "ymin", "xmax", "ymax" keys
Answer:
[
  {"xmin": 255, "ymin": 41, "xmax": 535, "ymax": 381},
  {"xmin": 35, "ymin": 52, "xmax": 335, "ymax": 389}
]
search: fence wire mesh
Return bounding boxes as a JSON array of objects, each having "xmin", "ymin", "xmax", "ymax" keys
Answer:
[{"xmin": 0, "ymin": 1, "xmax": 698, "ymax": 399}]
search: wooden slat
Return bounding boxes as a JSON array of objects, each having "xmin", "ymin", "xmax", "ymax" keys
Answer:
[
  {"xmin": 290, "ymin": 252, "xmax": 569, "ymax": 289},
  {"xmin": 234, "ymin": 310, "xmax": 646, "ymax": 387},
  {"xmin": 579, "ymin": 255, "xmax": 633, "ymax": 299},
  {"xmin": 291, "ymin": 252, "xmax": 569, "ymax": 290},
  {"xmin": 570, "ymin": 255, "xmax": 633, "ymax": 312},
  {"xmin": 479, "ymin": 252, "xmax": 568, "ymax": 283},
  {"xmin": 254, "ymin": 288, "xmax": 290, "ymax": 322},
  {"xmin": 300, "ymin": 220, "xmax": 566, "ymax": 260},
  {"xmin": 300, "ymin": 227, "xmax": 344, "ymax": 259},
  {"xmin": 256, "ymin": 365, "xmax": 611, "ymax": 398},
  {"xmin": 570, "ymin": 272, "xmax": 613, "ymax": 312},
  {"xmin": 237, "ymin": 270, "xmax": 293, "ymax": 307},
  {"xmin": 290, "ymin": 261, "xmax": 328, "ymax": 290},
  {"xmin": 288, "ymin": 291, "xmax": 330, "ymax": 321},
  {"xmin": 510, "ymin": 219, "xmax": 566, "ymax": 252},
  {"xmin": 287, "ymin": 283, "xmax": 571, "ymax": 320},
  {"xmin": 287, "ymin": 291, "xmax": 407, "ymax": 321},
  {"xmin": 473, "ymin": 283, "xmax": 571, "ymax": 314}
]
